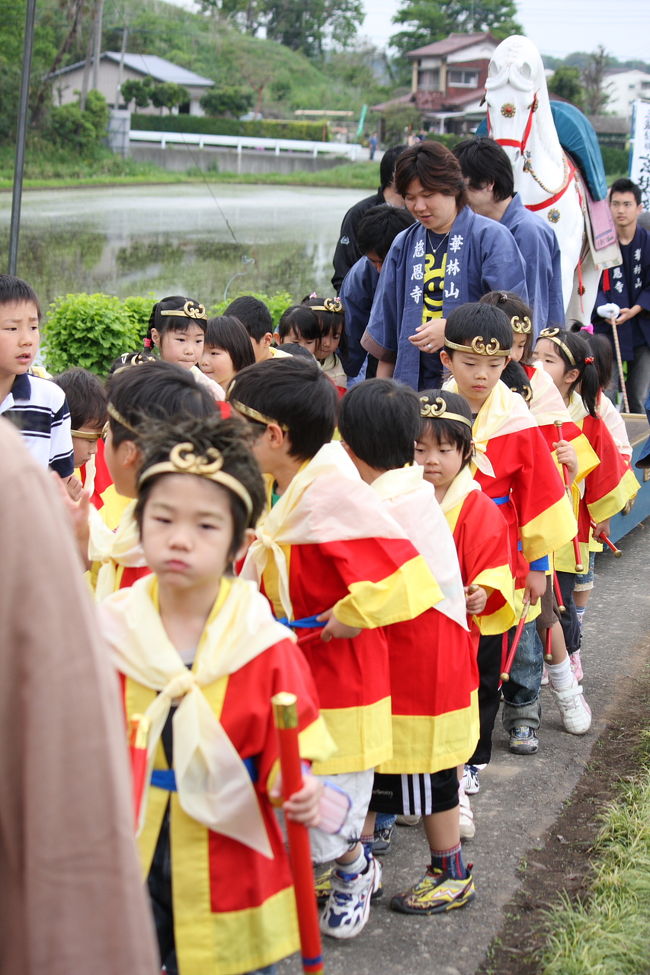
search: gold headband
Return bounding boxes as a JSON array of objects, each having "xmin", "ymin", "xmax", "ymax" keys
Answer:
[
  {"xmin": 511, "ymin": 315, "xmax": 532, "ymax": 335},
  {"xmin": 310, "ymin": 297, "xmax": 343, "ymax": 314},
  {"xmin": 444, "ymin": 335, "xmax": 510, "ymax": 357},
  {"xmin": 107, "ymin": 401, "xmax": 138, "ymax": 434},
  {"xmin": 419, "ymin": 395, "xmax": 473, "ymax": 428},
  {"xmin": 71, "ymin": 428, "xmax": 102, "ymax": 441},
  {"xmin": 139, "ymin": 442, "xmax": 253, "ymax": 521},
  {"xmin": 229, "ymin": 398, "xmax": 289, "ymax": 431},
  {"xmin": 538, "ymin": 328, "xmax": 575, "ymax": 366},
  {"xmin": 159, "ymin": 299, "xmax": 207, "ymax": 322}
]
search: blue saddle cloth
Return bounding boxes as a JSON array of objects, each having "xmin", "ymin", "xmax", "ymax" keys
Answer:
[{"xmin": 476, "ymin": 100, "xmax": 607, "ymax": 201}]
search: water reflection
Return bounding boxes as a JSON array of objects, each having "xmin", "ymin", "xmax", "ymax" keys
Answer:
[{"xmin": 0, "ymin": 184, "xmax": 365, "ymax": 308}]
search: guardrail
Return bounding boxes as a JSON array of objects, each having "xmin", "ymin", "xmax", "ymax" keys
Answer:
[{"xmin": 129, "ymin": 129, "xmax": 363, "ymax": 161}]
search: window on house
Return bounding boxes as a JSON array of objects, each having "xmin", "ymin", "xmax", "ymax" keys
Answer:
[
  {"xmin": 448, "ymin": 69, "xmax": 479, "ymax": 87},
  {"xmin": 418, "ymin": 68, "xmax": 440, "ymax": 91}
]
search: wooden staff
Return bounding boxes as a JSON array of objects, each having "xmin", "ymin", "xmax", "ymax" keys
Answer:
[
  {"xmin": 590, "ymin": 518, "xmax": 622, "ymax": 557},
  {"xmin": 272, "ymin": 692, "xmax": 325, "ymax": 975},
  {"xmin": 554, "ymin": 420, "xmax": 584, "ymax": 572},
  {"xmin": 552, "ymin": 571, "xmax": 566, "ymax": 613},
  {"xmin": 499, "ymin": 598, "xmax": 531, "ymax": 687},
  {"xmin": 609, "ymin": 318, "xmax": 630, "ymax": 413},
  {"xmin": 544, "ymin": 625, "xmax": 553, "ymax": 663}
]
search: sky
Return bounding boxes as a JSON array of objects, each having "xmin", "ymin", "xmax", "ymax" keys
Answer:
[{"xmin": 167, "ymin": 0, "xmax": 650, "ymax": 62}]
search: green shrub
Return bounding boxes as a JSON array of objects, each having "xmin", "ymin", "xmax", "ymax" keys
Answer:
[
  {"xmin": 600, "ymin": 145, "xmax": 629, "ymax": 176},
  {"xmin": 43, "ymin": 293, "xmax": 141, "ymax": 375},
  {"xmin": 131, "ymin": 114, "xmax": 328, "ymax": 142},
  {"xmin": 122, "ymin": 294, "xmax": 157, "ymax": 341}
]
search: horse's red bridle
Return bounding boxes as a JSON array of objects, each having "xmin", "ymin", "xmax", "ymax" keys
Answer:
[{"xmin": 486, "ymin": 92, "xmax": 539, "ymax": 154}]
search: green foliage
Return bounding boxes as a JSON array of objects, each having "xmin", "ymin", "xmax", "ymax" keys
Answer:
[
  {"xmin": 43, "ymin": 293, "xmax": 142, "ymax": 375},
  {"xmin": 121, "ymin": 78, "xmax": 189, "ymax": 112},
  {"xmin": 601, "ymin": 146, "xmax": 629, "ymax": 177},
  {"xmin": 200, "ymin": 86, "xmax": 255, "ymax": 118},
  {"xmin": 548, "ymin": 67, "xmax": 584, "ymax": 109},
  {"xmin": 46, "ymin": 90, "xmax": 110, "ymax": 153},
  {"xmin": 390, "ymin": 0, "xmax": 523, "ymax": 59},
  {"xmin": 210, "ymin": 291, "xmax": 293, "ymax": 328},
  {"xmin": 131, "ymin": 113, "xmax": 329, "ymax": 141},
  {"xmin": 582, "ymin": 46, "xmax": 613, "ymax": 115},
  {"xmin": 121, "ymin": 78, "xmax": 156, "ymax": 109},
  {"xmin": 122, "ymin": 294, "xmax": 158, "ymax": 339}
]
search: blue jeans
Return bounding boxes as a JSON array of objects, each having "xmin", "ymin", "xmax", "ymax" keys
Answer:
[
  {"xmin": 501, "ymin": 620, "xmax": 543, "ymax": 731},
  {"xmin": 376, "ymin": 812, "xmax": 397, "ymax": 829}
]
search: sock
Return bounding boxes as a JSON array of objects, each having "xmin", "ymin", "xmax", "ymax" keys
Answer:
[
  {"xmin": 548, "ymin": 656, "xmax": 574, "ymax": 690},
  {"xmin": 430, "ymin": 843, "xmax": 467, "ymax": 880},
  {"xmin": 360, "ymin": 833, "xmax": 375, "ymax": 860},
  {"xmin": 335, "ymin": 847, "xmax": 367, "ymax": 879},
  {"xmin": 575, "ymin": 606, "xmax": 586, "ymax": 631}
]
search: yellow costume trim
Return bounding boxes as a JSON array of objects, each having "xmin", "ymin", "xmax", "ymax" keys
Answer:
[
  {"xmin": 312, "ymin": 697, "xmax": 393, "ymax": 775},
  {"xmin": 519, "ymin": 493, "xmax": 577, "ymax": 564},
  {"xmin": 379, "ymin": 689, "xmax": 479, "ymax": 774},
  {"xmin": 334, "ymin": 555, "xmax": 443, "ymax": 629},
  {"xmin": 586, "ymin": 467, "xmax": 639, "ymax": 524}
]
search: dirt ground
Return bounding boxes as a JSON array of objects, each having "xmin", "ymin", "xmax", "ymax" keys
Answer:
[{"xmin": 278, "ymin": 520, "xmax": 650, "ymax": 975}]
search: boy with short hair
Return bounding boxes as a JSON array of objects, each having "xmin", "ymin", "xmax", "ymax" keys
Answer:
[
  {"xmin": 225, "ymin": 295, "xmax": 291, "ymax": 363},
  {"xmin": 54, "ymin": 366, "xmax": 107, "ymax": 471},
  {"xmin": 230, "ymin": 357, "xmax": 444, "ymax": 939},
  {"xmin": 0, "ymin": 274, "xmax": 74, "ymax": 478},
  {"xmin": 338, "ymin": 378, "xmax": 478, "ymax": 916},
  {"xmin": 441, "ymin": 302, "xmax": 576, "ymax": 757}
]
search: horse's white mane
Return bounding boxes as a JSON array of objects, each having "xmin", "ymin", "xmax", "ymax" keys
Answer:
[{"xmin": 486, "ymin": 35, "xmax": 545, "ymax": 94}]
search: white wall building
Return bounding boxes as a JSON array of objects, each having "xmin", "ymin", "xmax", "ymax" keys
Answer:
[{"xmin": 603, "ymin": 69, "xmax": 650, "ymax": 120}]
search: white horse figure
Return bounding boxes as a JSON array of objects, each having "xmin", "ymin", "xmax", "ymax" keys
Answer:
[{"xmin": 484, "ymin": 35, "xmax": 610, "ymax": 322}]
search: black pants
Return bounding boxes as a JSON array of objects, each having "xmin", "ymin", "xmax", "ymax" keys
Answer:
[
  {"xmin": 556, "ymin": 571, "xmax": 582, "ymax": 654},
  {"xmin": 466, "ymin": 633, "xmax": 503, "ymax": 766}
]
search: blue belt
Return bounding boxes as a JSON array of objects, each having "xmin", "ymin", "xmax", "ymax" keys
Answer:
[
  {"xmin": 276, "ymin": 614, "xmax": 323, "ymax": 629},
  {"xmin": 491, "ymin": 494, "xmax": 510, "ymax": 506},
  {"xmin": 151, "ymin": 756, "xmax": 258, "ymax": 792}
]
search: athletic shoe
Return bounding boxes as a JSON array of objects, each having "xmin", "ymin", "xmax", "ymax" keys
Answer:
[
  {"xmin": 508, "ymin": 725, "xmax": 539, "ymax": 755},
  {"xmin": 551, "ymin": 682, "xmax": 592, "ymax": 734},
  {"xmin": 569, "ymin": 650, "xmax": 584, "ymax": 682},
  {"xmin": 462, "ymin": 764, "xmax": 481, "ymax": 795},
  {"xmin": 541, "ymin": 663, "xmax": 549, "ymax": 686},
  {"xmin": 396, "ymin": 814, "xmax": 421, "ymax": 826},
  {"xmin": 390, "ymin": 867, "xmax": 475, "ymax": 915},
  {"xmin": 315, "ymin": 860, "xmax": 383, "ymax": 905},
  {"xmin": 320, "ymin": 856, "xmax": 382, "ymax": 939},
  {"xmin": 372, "ymin": 824, "xmax": 394, "ymax": 855},
  {"xmin": 458, "ymin": 788, "xmax": 475, "ymax": 840}
]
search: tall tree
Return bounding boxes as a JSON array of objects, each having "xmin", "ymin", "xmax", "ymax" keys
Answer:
[
  {"xmin": 581, "ymin": 45, "xmax": 612, "ymax": 115},
  {"xmin": 548, "ymin": 65, "xmax": 584, "ymax": 110},
  {"xmin": 265, "ymin": 0, "xmax": 363, "ymax": 57},
  {"xmin": 390, "ymin": 0, "xmax": 523, "ymax": 59}
]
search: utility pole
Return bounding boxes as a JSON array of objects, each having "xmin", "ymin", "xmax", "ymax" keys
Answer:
[
  {"xmin": 8, "ymin": 0, "xmax": 37, "ymax": 275},
  {"xmin": 91, "ymin": 0, "xmax": 105, "ymax": 92}
]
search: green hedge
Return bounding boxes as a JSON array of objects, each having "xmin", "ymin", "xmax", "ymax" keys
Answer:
[
  {"xmin": 131, "ymin": 114, "xmax": 329, "ymax": 142},
  {"xmin": 600, "ymin": 145, "xmax": 629, "ymax": 176}
]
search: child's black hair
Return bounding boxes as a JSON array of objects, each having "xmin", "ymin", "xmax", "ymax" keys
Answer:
[
  {"xmin": 356, "ymin": 204, "xmax": 415, "ymax": 260},
  {"xmin": 570, "ymin": 325, "xmax": 612, "ymax": 390},
  {"xmin": 301, "ymin": 296, "xmax": 347, "ymax": 358},
  {"xmin": 54, "ymin": 367, "xmax": 107, "ymax": 429},
  {"xmin": 0, "ymin": 273, "xmax": 41, "ymax": 318},
  {"xmin": 106, "ymin": 359, "xmax": 214, "ymax": 448},
  {"xmin": 536, "ymin": 327, "xmax": 600, "ymax": 417},
  {"xmin": 277, "ymin": 305, "xmax": 321, "ymax": 344},
  {"xmin": 204, "ymin": 315, "xmax": 255, "ymax": 373},
  {"xmin": 479, "ymin": 290, "xmax": 534, "ymax": 363},
  {"xmin": 278, "ymin": 342, "xmax": 315, "ymax": 360},
  {"xmin": 500, "ymin": 360, "xmax": 533, "ymax": 403},
  {"xmin": 444, "ymin": 302, "xmax": 512, "ymax": 356},
  {"xmin": 379, "ymin": 144, "xmax": 407, "ymax": 191},
  {"xmin": 228, "ymin": 357, "xmax": 337, "ymax": 461},
  {"xmin": 417, "ymin": 389, "xmax": 473, "ymax": 468},
  {"xmin": 134, "ymin": 415, "xmax": 265, "ymax": 560},
  {"xmin": 223, "ymin": 295, "xmax": 273, "ymax": 342},
  {"xmin": 146, "ymin": 295, "xmax": 207, "ymax": 347},
  {"xmin": 338, "ymin": 378, "xmax": 421, "ymax": 470}
]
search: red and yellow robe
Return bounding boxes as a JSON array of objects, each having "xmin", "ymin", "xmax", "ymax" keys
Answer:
[
  {"xmin": 446, "ymin": 379, "xmax": 577, "ymax": 618},
  {"xmin": 441, "ymin": 466, "xmax": 516, "ymax": 639},
  {"xmin": 369, "ymin": 466, "xmax": 479, "ymax": 774},
  {"xmin": 241, "ymin": 441, "xmax": 443, "ymax": 775},
  {"xmin": 555, "ymin": 393, "xmax": 640, "ymax": 572},
  {"xmin": 100, "ymin": 575, "xmax": 334, "ymax": 975}
]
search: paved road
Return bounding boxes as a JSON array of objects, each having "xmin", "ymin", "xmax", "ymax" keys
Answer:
[{"xmin": 279, "ymin": 520, "xmax": 650, "ymax": 975}]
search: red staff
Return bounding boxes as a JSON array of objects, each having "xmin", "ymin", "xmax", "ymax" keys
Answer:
[
  {"xmin": 499, "ymin": 598, "xmax": 531, "ymax": 688},
  {"xmin": 129, "ymin": 713, "xmax": 151, "ymax": 828},
  {"xmin": 544, "ymin": 625, "xmax": 553, "ymax": 663},
  {"xmin": 272, "ymin": 692, "xmax": 325, "ymax": 975},
  {"xmin": 552, "ymin": 571, "xmax": 566, "ymax": 613},
  {"xmin": 554, "ymin": 420, "xmax": 584, "ymax": 572},
  {"xmin": 590, "ymin": 518, "xmax": 622, "ymax": 558}
]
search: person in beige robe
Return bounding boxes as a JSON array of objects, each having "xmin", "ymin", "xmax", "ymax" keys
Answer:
[{"xmin": 0, "ymin": 419, "xmax": 159, "ymax": 975}]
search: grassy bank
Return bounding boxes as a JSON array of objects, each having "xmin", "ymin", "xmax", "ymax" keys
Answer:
[
  {"xmin": 0, "ymin": 146, "xmax": 380, "ymax": 192},
  {"xmin": 540, "ymin": 728, "xmax": 650, "ymax": 975}
]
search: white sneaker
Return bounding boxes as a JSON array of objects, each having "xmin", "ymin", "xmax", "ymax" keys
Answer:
[
  {"xmin": 458, "ymin": 788, "xmax": 475, "ymax": 840},
  {"xmin": 541, "ymin": 663, "xmax": 549, "ymax": 686},
  {"xmin": 461, "ymin": 764, "xmax": 482, "ymax": 795},
  {"xmin": 551, "ymin": 682, "xmax": 592, "ymax": 735},
  {"xmin": 570, "ymin": 650, "xmax": 584, "ymax": 682},
  {"xmin": 320, "ymin": 855, "xmax": 382, "ymax": 939}
]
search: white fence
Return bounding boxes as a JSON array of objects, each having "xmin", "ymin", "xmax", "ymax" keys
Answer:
[{"xmin": 129, "ymin": 129, "xmax": 364, "ymax": 161}]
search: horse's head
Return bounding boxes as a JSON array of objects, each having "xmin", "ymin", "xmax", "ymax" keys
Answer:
[{"xmin": 484, "ymin": 35, "xmax": 550, "ymax": 171}]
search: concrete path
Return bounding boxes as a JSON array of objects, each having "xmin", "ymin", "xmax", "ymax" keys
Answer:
[{"xmin": 280, "ymin": 519, "xmax": 650, "ymax": 975}]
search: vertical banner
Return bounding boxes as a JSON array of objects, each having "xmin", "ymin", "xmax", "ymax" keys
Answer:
[{"xmin": 629, "ymin": 99, "xmax": 650, "ymax": 209}]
